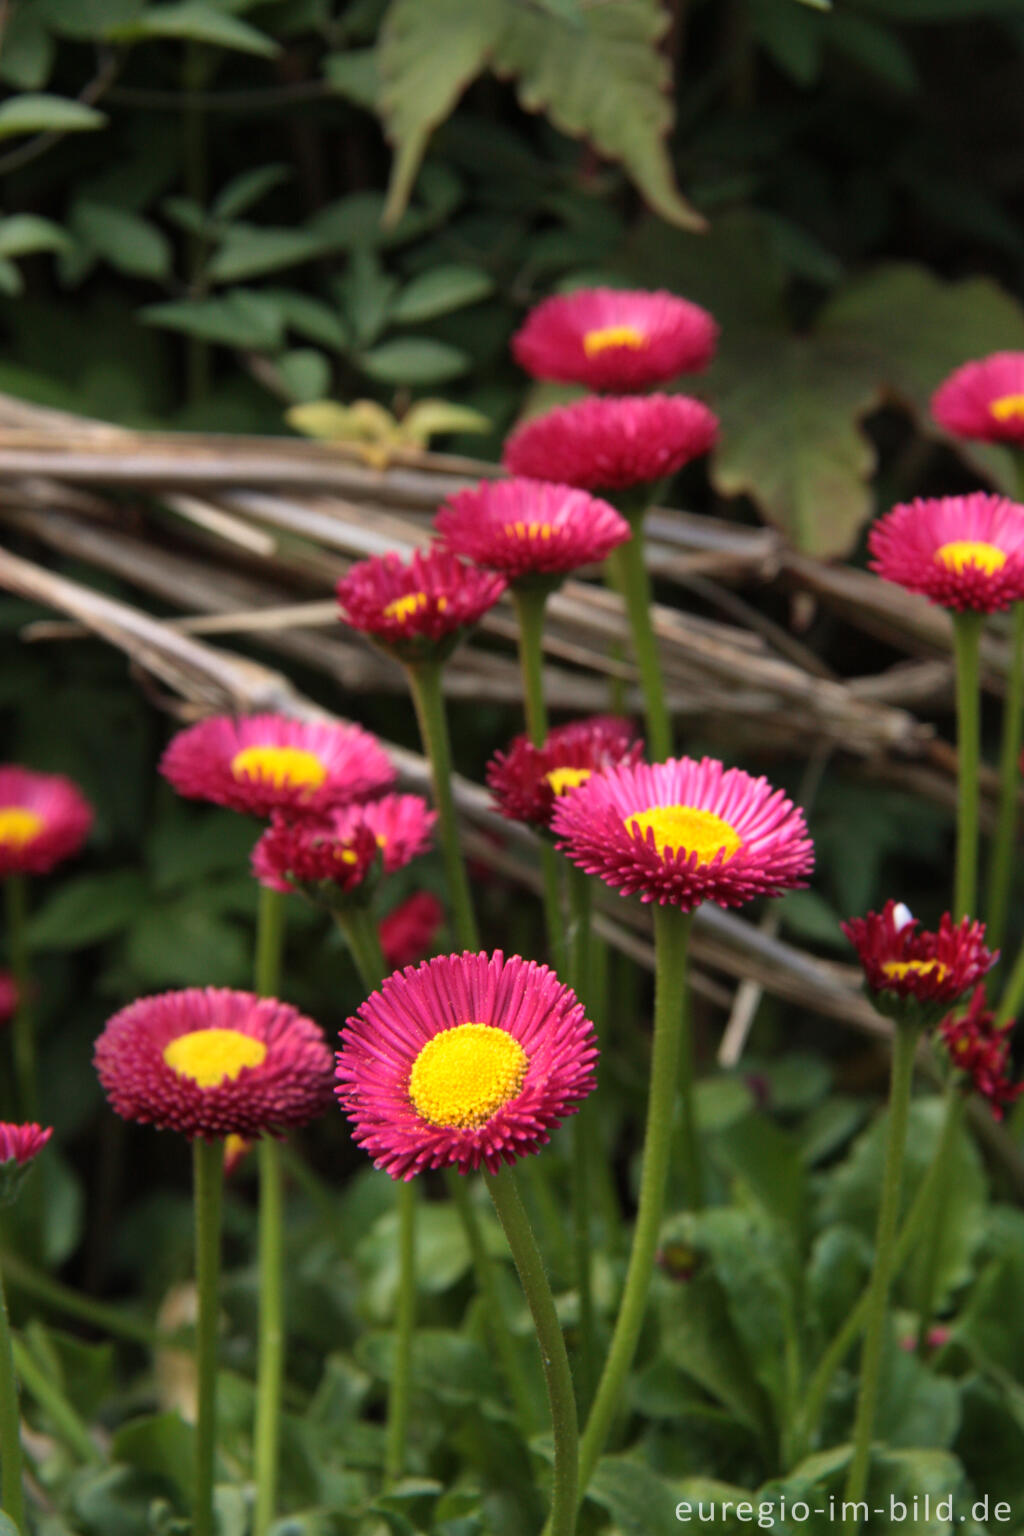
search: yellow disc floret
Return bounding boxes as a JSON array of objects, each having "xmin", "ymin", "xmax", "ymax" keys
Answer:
[
  {"xmin": 409, "ymin": 1022, "xmax": 528, "ymax": 1129},
  {"xmin": 934, "ymin": 540, "xmax": 1007, "ymax": 576},
  {"xmin": 583, "ymin": 325, "xmax": 647, "ymax": 357},
  {"xmin": 990, "ymin": 393, "xmax": 1024, "ymax": 424},
  {"xmin": 383, "ymin": 591, "xmax": 446, "ymax": 623},
  {"xmin": 0, "ymin": 807, "xmax": 44, "ymax": 848},
  {"xmin": 545, "ymin": 767, "xmax": 592, "ymax": 796},
  {"xmin": 231, "ymin": 745, "xmax": 327, "ymax": 791},
  {"xmin": 163, "ymin": 1028, "xmax": 268, "ymax": 1089},
  {"xmin": 881, "ymin": 959, "xmax": 950, "ymax": 984},
  {"xmin": 626, "ymin": 804, "xmax": 742, "ymax": 865},
  {"xmin": 504, "ymin": 521, "xmax": 556, "ymax": 541}
]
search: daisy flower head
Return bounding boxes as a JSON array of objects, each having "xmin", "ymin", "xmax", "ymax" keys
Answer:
[
  {"xmin": 503, "ymin": 395, "xmax": 719, "ymax": 496},
  {"xmin": 0, "ymin": 767, "xmax": 93, "ymax": 878},
  {"xmin": 511, "ymin": 287, "xmax": 717, "ymax": 392},
  {"xmin": 252, "ymin": 794, "xmax": 436, "ymax": 904},
  {"xmin": 160, "ymin": 713, "xmax": 394, "ymax": 819},
  {"xmin": 379, "ymin": 892, "xmax": 445, "ymax": 970},
  {"xmin": 487, "ymin": 715, "xmax": 645, "ymax": 831},
  {"xmin": 95, "ymin": 988, "xmax": 335, "ymax": 1140},
  {"xmin": 841, "ymin": 901, "xmax": 996, "ymax": 1029},
  {"xmin": 337, "ymin": 547, "xmax": 506, "ymax": 663},
  {"xmin": 435, "ymin": 478, "xmax": 630, "ymax": 586},
  {"xmin": 932, "ymin": 353, "xmax": 1024, "ymax": 448},
  {"xmin": 868, "ymin": 493, "xmax": 1024, "ymax": 613},
  {"xmin": 0, "ymin": 1121, "xmax": 52, "ymax": 1205},
  {"xmin": 551, "ymin": 756, "xmax": 813, "ymax": 910},
  {"xmin": 336, "ymin": 950, "xmax": 597, "ymax": 1180},
  {"xmin": 939, "ymin": 985, "xmax": 1021, "ymax": 1119}
]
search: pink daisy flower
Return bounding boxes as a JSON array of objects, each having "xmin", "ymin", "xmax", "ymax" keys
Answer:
[
  {"xmin": 435, "ymin": 478, "xmax": 630, "ymax": 583},
  {"xmin": 0, "ymin": 1122, "xmax": 51, "ymax": 1165},
  {"xmin": 0, "ymin": 767, "xmax": 92, "ymax": 878},
  {"xmin": 336, "ymin": 950, "xmax": 597, "ymax": 1180},
  {"xmin": 939, "ymin": 985, "xmax": 1020, "ymax": 1119},
  {"xmin": 95, "ymin": 988, "xmax": 335, "ymax": 1140},
  {"xmin": 0, "ymin": 972, "xmax": 17, "ymax": 1026},
  {"xmin": 487, "ymin": 715, "xmax": 644, "ymax": 830},
  {"xmin": 252, "ymin": 794, "xmax": 436, "ymax": 897},
  {"xmin": 503, "ymin": 394, "xmax": 719, "ymax": 494},
  {"xmin": 868, "ymin": 493, "xmax": 1024, "ymax": 613},
  {"xmin": 842, "ymin": 901, "xmax": 995, "ymax": 1028},
  {"xmin": 379, "ymin": 892, "xmax": 445, "ymax": 969},
  {"xmin": 160, "ymin": 713, "xmax": 394, "ymax": 819},
  {"xmin": 551, "ymin": 756, "xmax": 813, "ymax": 910},
  {"xmin": 337, "ymin": 548, "xmax": 506, "ymax": 662},
  {"xmin": 932, "ymin": 353, "xmax": 1024, "ymax": 447},
  {"xmin": 511, "ymin": 287, "xmax": 717, "ymax": 392}
]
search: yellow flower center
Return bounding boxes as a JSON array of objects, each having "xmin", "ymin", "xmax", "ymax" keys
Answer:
[
  {"xmin": 934, "ymin": 540, "xmax": 1007, "ymax": 576},
  {"xmin": 230, "ymin": 745, "xmax": 327, "ymax": 791},
  {"xmin": 0, "ymin": 807, "xmax": 44, "ymax": 848},
  {"xmin": 408, "ymin": 1022, "xmax": 528, "ymax": 1129},
  {"xmin": 881, "ymin": 959, "xmax": 950, "ymax": 984},
  {"xmin": 990, "ymin": 393, "xmax": 1024, "ymax": 423},
  {"xmin": 626, "ymin": 804, "xmax": 742, "ymax": 864},
  {"xmin": 383, "ymin": 592, "xmax": 445, "ymax": 622},
  {"xmin": 545, "ymin": 767, "xmax": 592, "ymax": 796},
  {"xmin": 583, "ymin": 324, "xmax": 647, "ymax": 357},
  {"xmin": 163, "ymin": 1028, "xmax": 267, "ymax": 1089},
  {"xmin": 504, "ymin": 521, "xmax": 555, "ymax": 541}
]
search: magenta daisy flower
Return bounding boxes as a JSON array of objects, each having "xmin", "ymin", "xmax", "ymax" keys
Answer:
[
  {"xmin": 0, "ymin": 767, "xmax": 92, "ymax": 878},
  {"xmin": 95, "ymin": 988, "xmax": 335, "ymax": 1140},
  {"xmin": 511, "ymin": 287, "xmax": 717, "ymax": 392},
  {"xmin": 868, "ymin": 492, "xmax": 1024, "ymax": 613},
  {"xmin": 160, "ymin": 713, "xmax": 393, "ymax": 819},
  {"xmin": 551, "ymin": 756, "xmax": 812, "ymax": 910},
  {"xmin": 434, "ymin": 478, "xmax": 630, "ymax": 584},
  {"xmin": 487, "ymin": 715, "xmax": 644, "ymax": 830},
  {"xmin": 337, "ymin": 547, "xmax": 506, "ymax": 663},
  {"xmin": 842, "ymin": 901, "xmax": 995, "ymax": 1027},
  {"xmin": 0, "ymin": 1120, "xmax": 52, "ymax": 1205},
  {"xmin": 379, "ymin": 892, "xmax": 445, "ymax": 970},
  {"xmin": 939, "ymin": 985, "xmax": 1020, "ymax": 1118},
  {"xmin": 336, "ymin": 951, "xmax": 597, "ymax": 1180},
  {"xmin": 932, "ymin": 353, "xmax": 1024, "ymax": 448},
  {"xmin": 503, "ymin": 394, "xmax": 719, "ymax": 495},
  {"xmin": 252, "ymin": 794, "xmax": 436, "ymax": 897}
]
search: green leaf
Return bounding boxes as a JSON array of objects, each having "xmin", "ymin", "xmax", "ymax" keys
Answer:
[
  {"xmin": 587, "ymin": 1458, "xmax": 685, "ymax": 1533},
  {"xmin": 0, "ymin": 93, "xmax": 105, "ymax": 140},
  {"xmin": 391, "ymin": 264, "xmax": 494, "ymax": 322},
  {"xmin": 71, "ymin": 201, "xmax": 172, "ymax": 280},
  {"xmin": 713, "ymin": 1112, "xmax": 808, "ymax": 1234},
  {"xmin": 207, "ymin": 225, "xmax": 330, "ymax": 284},
  {"xmin": 262, "ymin": 289, "xmax": 349, "ymax": 351},
  {"xmin": 112, "ymin": 1413, "xmax": 196, "ymax": 1506},
  {"xmin": 212, "ymin": 163, "xmax": 292, "ymax": 221},
  {"xmin": 114, "ymin": 3, "xmax": 279, "ymax": 55},
  {"xmin": 124, "ymin": 902, "xmax": 250, "ymax": 987},
  {"xmin": 400, "ymin": 398, "xmax": 490, "ymax": 443},
  {"xmin": 358, "ymin": 337, "xmax": 469, "ymax": 384},
  {"xmin": 286, "ymin": 400, "xmax": 372, "ymax": 442},
  {"xmin": 0, "ymin": 258, "xmax": 22, "ymax": 297},
  {"xmin": 0, "ymin": 214, "xmax": 72, "ymax": 258},
  {"xmin": 27, "ymin": 871, "xmax": 148, "ymax": 950},
  {"xmin": 747, "ymin": 0, "xmax": 824, "ymax": 83},
  {"xmin": 0, "ymin": 7, "xmax": 56, "ymax": 89},
  {"xmin": 659, "ymin": 1265, "xmax": 774, "ymax": 1441},
  {"xmin": 276, "ymin": 347, "xmax": 332, "ymax": 402},
  {"xmin": 324, "ymin": 48, "xmax": 380, "ymax": 109},
  {"xmin": 142, "ymin": 292, "xmax": 285, "ymax": 349}
]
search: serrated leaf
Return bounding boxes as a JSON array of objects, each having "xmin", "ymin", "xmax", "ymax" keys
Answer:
[
  {"xmin": 114, "ymin": 3, "xmax": 278, "ymax": 55},
  {"xmin": 391, "ymin": 264, "xmax": 494, "ymax": 322},
  {"xmin": 358, "ymin": 336, "xmax": 469, "ymax": 385},
  {"xmin": 0, "ymin": 93, "xmax": 105, "ymax": 140},
  {"xmin": 0, "ymin": 214, "xmax": 72, "ymax": 258},
  {"xmin": 71, "ymin": 201, "xmax": 172, "ymax": 280}
]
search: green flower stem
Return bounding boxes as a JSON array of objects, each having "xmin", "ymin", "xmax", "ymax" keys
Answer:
[
  {"xmin": 997, "ymin": 933, "xmax": 1024, "ymax": 1025},
  {"xmin": 512, "ymin": 585, "xmax": 566, "ymax": 975},
  {"xmin": 5, "ymin": 876, "xmax": 36, "ymax": 1121},
  {"xmin": 193, "ymin": 1135, "xmax": 225, "ymax": 1536},
  {"xmin": 912, "ymin": 1085, "xmax": 964, "ymax": 1355},
  {"xmin": 844, "ymin": 1022, "xmax": 921, "ymax": 1507},
  {"xmin": 566, "ymin": 863, "xmax": 597, "ymax": 1411},
  {"xmin": 986, "ymin": 601, "xmax": 1024, "ymax": 955},
  {"xmin": 952, "ymin": 610, "xmax": 984, "ymax": 920},
  {"xmin": 607, "ymin": 527, "xmax": 671, "ymax": 760},
  {"xmin": 11, "ymin": 1336, "xmax": 100, "ymax": 1465},
  {"xmin": 485, "ymin": 1165, "xmax": 578, "ymax": 1536},
  {"xmin": 0, "ymin": 1263, "xmax": 26, "ymax": 1533},
  {"xmin": 794, "ymin": 1085, "xmax": 963, "ymax": 1462},
  {"xmin": 0, "ymin": 1251, "xmax": 161, "ymax": 1347},
  {"xmin": 577, "ymin": 906, "xmax": 694, "ymax": 1495},
  {"xmin": 336, "ymin": 907, "xmax": 417, "ymax": 1484},
  {"xmin": 406, "ymin": 660, "xmax": 480, "ymax": 951},
  {"xmin": 253, "ymin": 885, "xmax": 287, "ymax": 1536}
]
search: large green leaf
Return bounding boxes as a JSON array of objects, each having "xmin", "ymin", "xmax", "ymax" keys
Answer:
[
  {"xmin": 207, "ymin": 225, "xmax": 331, "ymax": 284},
  {"xmin": 377, "ymin": 0, "xmax": 702, "ymax": 230},
  {"xmin": 71, "ymin": 201, "xmax": 173, "ymax": 280},
  {"xmin": 113, "ymin": 3, "xmax": 279, "ymax": 55},
  {"xmin": 0, "ymin": 93, "xmax": 105, "ymax": 139}
]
